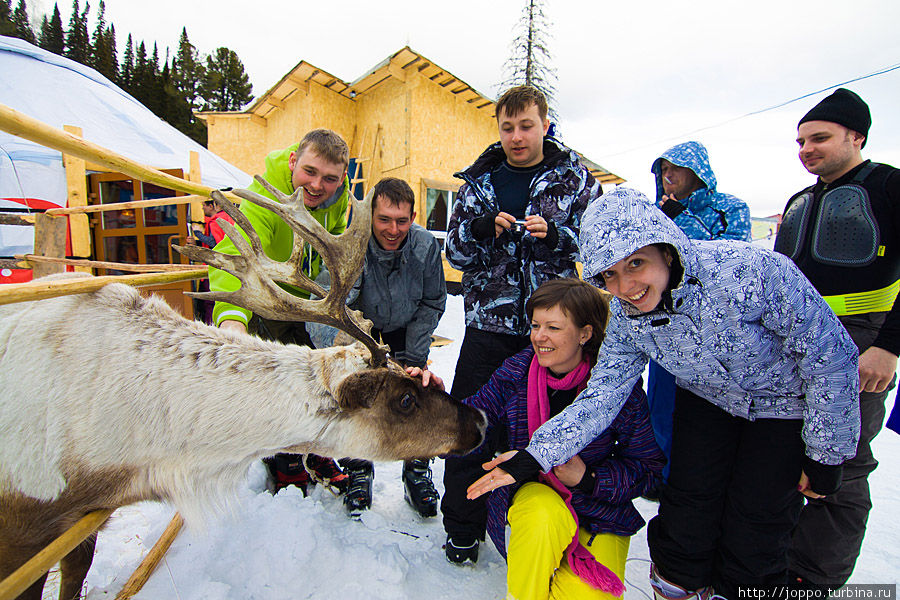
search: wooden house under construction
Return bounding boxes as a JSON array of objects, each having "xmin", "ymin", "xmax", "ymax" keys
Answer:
[{"xmin": 199, "ymin": 46, "xmax": 624, "ymax": 244}]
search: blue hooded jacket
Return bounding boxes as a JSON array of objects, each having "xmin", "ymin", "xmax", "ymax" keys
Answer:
[
  {"xmin": 651, "ymin": 141, "xmax": 751, "ymax": 241},
  {"xmin": 526, "ymin": 187, "xmax": 860, "ymax": 476}
]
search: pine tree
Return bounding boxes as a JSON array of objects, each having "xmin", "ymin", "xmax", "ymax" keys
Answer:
[
  {"xmin": 120, "ymin": 33, "xmax": 134, "ymax": 91},
  {"xmin": 173, "ymin": 27, "xmax": 203, "ymax": 112},
  {"xmin": 0, "ymin": 0, "xmax": 14, "ymax": 37},
  {"xmin": 501, "ymin": 0, "xmax": 558, "ymax": 123},
  {"xmin": 64, "ymin": 0, "xmax": 90, "ymax": 63},
  {"xmin": 132, "ymin": 40, "xmax": 149, "ymax": 103},
  {"xmin": 38, "ymin": 3, "xmax": 65, "ymax": 54},
  {"xmin": 12, "ymin": 0, "xmax": 35, "ymax": 43},
  {"xmin": 89, "ymin": 0, "xmax": 116, "ymax": 81},
  {"xmin": 201, "ymin": 47, "xmax": 253, "ymax": 111}
]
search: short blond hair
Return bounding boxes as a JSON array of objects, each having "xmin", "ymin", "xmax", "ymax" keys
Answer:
[{"xmin": 296, "ymin": 129, "xmax": 349, "ymax": 169}]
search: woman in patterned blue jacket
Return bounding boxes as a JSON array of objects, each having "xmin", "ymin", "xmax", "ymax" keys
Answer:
[
  {"xmin": 415, "ymin": 278, "xmax": 664, "ymax": 599},
  {"xmin": 468, "ymin": 188, "xmax": 861, "ymax": 599}
]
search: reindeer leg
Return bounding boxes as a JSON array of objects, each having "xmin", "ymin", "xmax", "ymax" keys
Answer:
[{"xmin": 58, "ymin": 534, "xmax": 95, "ymax": 600}]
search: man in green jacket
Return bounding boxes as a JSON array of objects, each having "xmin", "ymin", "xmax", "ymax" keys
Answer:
[{"xmin": 209, "ymin": 128, "xmax": 353, "ymax": 494}]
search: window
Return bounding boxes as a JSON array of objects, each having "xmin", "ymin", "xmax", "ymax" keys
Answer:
[{"xmin": 421, "ymin": 178, "xmax": 459, "ymax": 240}]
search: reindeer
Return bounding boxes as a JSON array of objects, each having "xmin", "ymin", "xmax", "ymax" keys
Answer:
[{"xmin": 0, "ymin": 179, "xmax": 486, "ymax": 600}]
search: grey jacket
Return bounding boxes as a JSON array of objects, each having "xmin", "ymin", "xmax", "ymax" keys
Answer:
[{"xmin": 350, "ymin": 224, "xmax": 446, "ymax": 367}]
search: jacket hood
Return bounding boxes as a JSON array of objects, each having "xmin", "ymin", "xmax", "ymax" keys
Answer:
[
  {"xmin": 580, "ymin": 187, "xmax": 691, "ymax": 289},
  {"xmin": 650, "ymin": 141, "xmax": 717, "ymax": 203}
]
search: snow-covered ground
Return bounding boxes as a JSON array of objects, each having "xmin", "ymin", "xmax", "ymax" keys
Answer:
[{"xmin": 65, "ymin": 294, "xmax": 900, "ymax": 598}]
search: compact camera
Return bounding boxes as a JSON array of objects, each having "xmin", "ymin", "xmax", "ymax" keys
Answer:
[{"xmin": 510, "ymin": 220, "xmax": 527, "ymax": 234}]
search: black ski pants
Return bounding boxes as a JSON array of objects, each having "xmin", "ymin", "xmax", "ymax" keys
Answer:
[
  {"xmin": 648, "ymin": 387, "xmax": 805, "ymax": 599},
  {"xmin": 441, "ymin": 326, "xmax": 528, "ymax": 540}
]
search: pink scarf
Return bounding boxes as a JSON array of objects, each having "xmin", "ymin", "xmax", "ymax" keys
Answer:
[{"xmin": 526, "ymin": 355, "xmax": 626, "ymax": 596}]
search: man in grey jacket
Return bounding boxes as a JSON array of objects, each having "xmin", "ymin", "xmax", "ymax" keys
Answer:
[{"xmin": 340, "ymin": 177, "xmax": 447, "ymax": 517}]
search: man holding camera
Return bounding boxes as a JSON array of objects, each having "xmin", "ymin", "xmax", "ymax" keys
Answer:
[{"xmin": 441, "ymin": 85, "xmax": 600, "ymax": 563}]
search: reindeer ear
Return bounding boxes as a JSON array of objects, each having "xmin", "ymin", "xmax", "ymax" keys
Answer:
[{"xmin": 336, "ymin": 369, "xmax": 387, "ymax": 411}]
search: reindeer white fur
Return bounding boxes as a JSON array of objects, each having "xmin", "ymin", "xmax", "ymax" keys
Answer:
[{"xmin": 0, "ymin": 276, "xmax": 484, "ymax": 599}]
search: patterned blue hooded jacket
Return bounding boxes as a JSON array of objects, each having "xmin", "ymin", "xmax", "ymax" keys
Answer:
[
  {"xmin": 651, "ymin": 141, "xmax": 752, "ymax": 241},
  {"xmin": 445, "ymin": 137, "xmax": 599, "ymax": 336},
  {"xmin": 527, "ymin": 187, "xmax": 860, "ymax": 471}
]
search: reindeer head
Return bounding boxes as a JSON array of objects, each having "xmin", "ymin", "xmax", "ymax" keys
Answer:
[
  {"xmin": 332, "ymin": 359, "xmax": 487, "ymax": 460},
  {"xmin": 174, "ymin": 177, "xmax": 389, "ymax": 366}
]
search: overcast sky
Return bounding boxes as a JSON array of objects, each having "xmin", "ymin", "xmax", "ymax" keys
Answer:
[{"xmin": 28, "ymin": 0, "xmax": 900, "ymax": 216}]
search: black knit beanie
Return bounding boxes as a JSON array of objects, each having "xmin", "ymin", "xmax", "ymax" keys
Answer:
[{"xmin": 799, "ymin": 88, "xmax": 871, "ymax": 148}]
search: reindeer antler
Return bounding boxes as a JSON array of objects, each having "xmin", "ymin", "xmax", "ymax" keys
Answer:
[{"xmin": 174, "ymin": 177, "xmax": 389, "ymax": 367}]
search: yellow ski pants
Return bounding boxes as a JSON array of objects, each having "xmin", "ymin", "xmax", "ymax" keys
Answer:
[{"xmin": 506, "ymin": 482, "xmax": 629, "ymax": 600}]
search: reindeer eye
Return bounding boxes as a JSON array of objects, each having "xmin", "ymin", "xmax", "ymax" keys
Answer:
[{"xmin": 398, "ymin": 392, "xmax": 415, "ymax": 412}]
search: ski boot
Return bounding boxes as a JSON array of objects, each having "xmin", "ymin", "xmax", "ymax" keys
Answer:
[
  {"xmin": 341, "ymin": 459, "xmax": 374, "ymax": 515},
  {"xmin": 649, "ymin": 564, "xmax": 717, "ymax": 600},
  {"xmin": 304, "ymin": 454, "xmax": 349, "ymax": 495},
  {"xmin": 402, "ymin": 459, "xmax": 439, "ymax": 517},
  {"xmin": 445, "ymin": 534, "xmax": 479, "ymax": 564},
  {"xmin": 263, "ymin": 454, "xmax": 311, "ymax": 496}
]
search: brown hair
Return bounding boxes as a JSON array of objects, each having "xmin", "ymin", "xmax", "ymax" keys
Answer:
[
  {"xmin": 496, "ymin": 85, "xmax": 549, "ymax": 122},
  {"xmin": 296, "ymin": 129, "xmax": 349, "ymax": 169},
  {"xmin": 526, "ymin": 278, "xmax": 610, "ymax": 365},
  {"xmin": 372, "ymin": 177, "xmax": 415, "ymax": 217}
]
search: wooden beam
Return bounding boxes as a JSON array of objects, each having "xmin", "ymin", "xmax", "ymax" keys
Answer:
[
  {"xmin": 17, "ymin": 255, "xmax": 202, "ymax": 273},
  {"xmin": 114, "ymin": 513, "xmax": 184, "ymax": 600},
  {"xmin": 62, "ymin": 125, "xmax": 91, "ymax": 272},
  {"xmin": 0, "ymin": 509, "xmax": 113, "ymax": 600},
  {"xmin": 0, "ymin": 104, "xmax": 216, "ymax": 198},
  {"xmin": 32, "ymin": 213, "xmax": 67, "ymax": 278},
  {"xmin": 188, "ymin": 151, "xmax": 205, "ymax": 232},
  {"xmin": 287, "ymin": 76, "xmax": 310, "ymax": 95},
  {"xmin": 45, "ymin": 194, "xmax": 217, "ymax": 216},
  {"xmin": 0, "ymin": 213, "xmax": 34, "ymax": 226},
  {"xmin": 387, "ymin": 62, "xmax": 407, "ymax": 82},
  {"xmin": 249, "ymin": 114, "xmax": 267, "ymax": 127},
  {"xmin": 0, "ymin": 268, "xmax": 209, "ymax": 306},
  {"xmin": 266, "ymin": 97, "xmax": 286, "ymax": 110}
]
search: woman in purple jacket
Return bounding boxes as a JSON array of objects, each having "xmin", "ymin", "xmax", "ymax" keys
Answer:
[{"xmin": 416, "ymin": 278, "xmax": 664, "ymax": 600}]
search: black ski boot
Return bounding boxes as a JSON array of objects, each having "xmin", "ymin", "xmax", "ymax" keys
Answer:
[
  {"xmin": 341, "ymin": 459, "xmax": 374, "ymax": 515},
  {"xmin": 445, "ymin": 534, "xmax": 479, "ymax": 564},
  {"xmin": 402, "ymin": 459, "xmax": 439, "ymax": 517}
]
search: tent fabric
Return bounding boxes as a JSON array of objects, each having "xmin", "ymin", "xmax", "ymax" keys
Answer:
[{"xmin": 0, "ymin": 35, "xmax": 251, "ymax": 268}]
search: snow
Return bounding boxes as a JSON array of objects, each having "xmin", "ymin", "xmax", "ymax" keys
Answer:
[{"xmin": 58, "ymin": 294, "xmax": 900, "ymax": 598}]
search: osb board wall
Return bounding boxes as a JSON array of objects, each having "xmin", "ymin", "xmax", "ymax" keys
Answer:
[
  {"xmin": 262, "ymin": 84, "xmax": 356, "ymax": 155},
  {"xmin": 206, "ymin": 83, "xmax": 356, "ymax": 176},
  {"xmin": 354, "ymin": 77, "xmax": 411, "ymax": 185},
  {"xmin": 409, "ymin": 70, "xmax": 497, "ymax": 215},
  {"xmin": 205, "ymin": 115, "xmax": 269, "ymax": 177}
]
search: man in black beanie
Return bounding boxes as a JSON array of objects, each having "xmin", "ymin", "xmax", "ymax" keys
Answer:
[{"xmin": 775, "ymin": 88, "xmax": 900, "ymax": 590}]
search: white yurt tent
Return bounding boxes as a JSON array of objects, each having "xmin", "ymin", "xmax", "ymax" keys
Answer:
[{"xmin": 0, "ymin": 35, "xmax": 251, "ymax": 283}]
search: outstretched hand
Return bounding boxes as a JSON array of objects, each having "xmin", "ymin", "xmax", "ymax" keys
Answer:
[{"xmin": 466, "ymin": 450, "xmax": 518, "ymax": 499}]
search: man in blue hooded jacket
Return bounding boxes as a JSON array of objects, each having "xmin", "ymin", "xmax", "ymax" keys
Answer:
[
  {"xmin": 652, "ymin": 141, "xmax": 751, "ymax": 242},
  {"xmin": 647, "ymin": 142, "xmax": 752, "ymax": 478}
]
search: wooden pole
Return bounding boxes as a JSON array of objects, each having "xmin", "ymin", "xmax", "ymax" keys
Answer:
[
  {"xmin": 62, "ymin": 125, "xmax": 92, "ymax": 273},
  {"xmin": 45, "ymin": 194, "xmax": 213, "ymax": 216},
  {"xmin": 114, "ymin": 513, "xmax": 184, "ymax": 600},
  {"xmin": 0, "ymin": 104, "xmax": 240, "ymax": 205},
  {"xmin": 31, "ymin": 214, "xmax": 68, "ymax": 278},
  {"xmin": 16, "ymin": 255, "xmax": 202, "ymax": 273},
  {"xmin": 0, "ymin": 509, "xmax": 113, "ymax": 600},
  {"xmin": 0, "ymin": 268, "xmax": 208, "ymax": 306}
]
